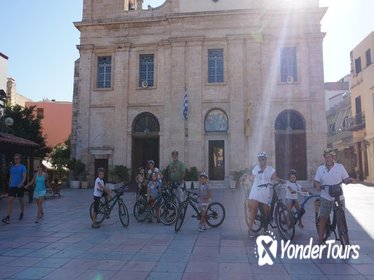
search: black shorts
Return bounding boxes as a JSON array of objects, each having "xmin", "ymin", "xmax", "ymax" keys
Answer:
[
  {"xmin": 8, "ymin": 187, "xmax": 25, "ymax": 198},
  {"xmin": 93, "ymin": 196, "xmax": 102, "ymax": 213}
]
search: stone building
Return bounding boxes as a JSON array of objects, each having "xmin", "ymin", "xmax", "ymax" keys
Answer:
[{"xmin": 72, "ymin": 0, "xmax": 327, "ymax": 185}]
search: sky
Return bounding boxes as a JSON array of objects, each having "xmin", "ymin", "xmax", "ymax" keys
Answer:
[{"xmin": 0, "ymin": 0, "xmax": 373, "ymax": 102}]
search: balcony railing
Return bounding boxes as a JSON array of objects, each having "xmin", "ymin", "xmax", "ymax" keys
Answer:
[{"xmin": 346, "ymin": 112, "xmax": 366, "ymax": 131}]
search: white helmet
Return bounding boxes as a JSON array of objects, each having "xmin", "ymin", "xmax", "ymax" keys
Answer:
[
  {"xmin": 256, "ymin": 151, "xmax": 268, "ymax": 159},
  {"xmin": 199, "ymin": 172, "xmax": 208, "ymax": 179}
]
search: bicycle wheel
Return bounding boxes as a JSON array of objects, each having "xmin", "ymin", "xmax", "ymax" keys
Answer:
[
  {"xmin": 133, "ymin": 199, "xmax": 148, "ymax": 222},
  {"xmin": 252, "ymin": 207, "xmax": 264, "ymax": 233},
  {"xmin": 315, "ymin": 214, "xmax": 330, "ymax": 242},
  {"xmin": 175, "ymin": 204, "xmax": 188, "ymax": 232},
  {"xmin": 118, "ymin": 200, "xmax": 129, "ymax": 227},
  {"xmin": 159, "ymin": 201, "xmax": 178, "ymax": 225},
  {"xmin": 336, "ymin": 207, "xmax": 350, "ymax": 246},
  {"xmin": 206, "ymin": 202, "xmax": 225, "ymax": 228},
  {"xmin": 276, "ymin": 203, "xmax": 295, "ymax": 241},
  {"xmin": 89, "ymin": 201, "xmax": 106, "ymax": 224}
]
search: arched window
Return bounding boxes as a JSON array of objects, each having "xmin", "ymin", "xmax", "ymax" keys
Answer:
[
  {"xmin": 275, "ymin": 110, "xmax": 305, "ymax": 131},
  {"xmin": 133, "ymin": 112, "xmax": 160, "ymax": 134},
  {"xmin": 204, "ymin": 109, "xmax": 228, "ymax": 132}
]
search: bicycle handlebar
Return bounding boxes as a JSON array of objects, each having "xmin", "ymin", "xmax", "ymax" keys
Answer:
[
  {"xmin": 257, "ymin": 181, "xmax": 283, "ymax": 189},
  {"xmin": 320, "ymin": 181, "xmax": 343, "ymax": 190}
]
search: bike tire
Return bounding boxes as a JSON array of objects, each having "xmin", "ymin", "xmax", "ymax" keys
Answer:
[
  {"xmin": 336, "ymin": 207, "xmax": 350, "ymax": 246},
  {"xmin": 159, "ymin": 201, "xmax": 178, "ymax": 225},
  {"xmin": 118, "ymin": 200, "xmax": 129, "ymax": 227},
  {"xmin": 89, "ymin": 200, "xmax": 106, "ymax": 224},
  {"xmin": 276, "ymin": 203, "xmax": 295, "ymax": 241},
  {"xmin": 315, "ymin": 213, "xmax": 330, "ymax": 242},
  {"xmin": 175, "ymin": 204, "xmax": 187, "ymax": 232},
  {"xmin": 252, "ymin": 207, "xmax": 264, "ymax": 233},
  {"xmin": 206, "ymin": 202, "xmax": 225, "ymax": 228},
  {"xmin": 133, "ymin": 199, "xmax": 148, "ymax": 222}
]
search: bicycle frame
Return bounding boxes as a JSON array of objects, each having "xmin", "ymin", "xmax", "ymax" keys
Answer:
[
  {"xmin": 100, "ymin": 189, "xmax": 124, "ymax": 213},
  {"xmin": 258, "ymin": 183, "xmax": 283, "ymax": 229}
]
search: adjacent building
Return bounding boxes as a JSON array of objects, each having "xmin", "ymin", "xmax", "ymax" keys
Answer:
[
  {"xmin": 349, "ymin": 31, "xmax": 374, "ymax": 183},
  {"xmin": 25, "ymin": 100, "xmax": 72, "ymax": 147},
  {"xmin": 72, "ymin": 0, "xmax": 328, "ymax": 184},
  {"xmin": 325, "ymin": 77, "xmax": 354, "ymax": 176}
]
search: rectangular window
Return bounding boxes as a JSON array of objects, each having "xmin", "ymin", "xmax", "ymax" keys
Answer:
[
  {"xmin": 366, "ymin": 49, "xmax": 372, "ymax": 67},
  {"xmin": 281, "ymin": 47, "xmax": 297, "ymax": 83},
  {"xmin": 208, "ymin": 49, "xmax": 224, "ymax": 83},
  {"xmin": 355, "ymin": 57, "xmax": 362, "ymax": 74},
  {"xmin": 36, "ymin": 108, "xmax": 44, "ymax": 118},
  {"xmin": 139, "ymin": 54, "xmax": 154, "ymax": 87},
  {"xmin": 96, "ymin": 56, "xmax": 112, "ymax": 88}
]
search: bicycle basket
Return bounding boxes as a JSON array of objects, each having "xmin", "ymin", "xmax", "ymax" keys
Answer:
[{"xmin": 328, "ymin": 184, "xmax": 343, "ymax": 197}]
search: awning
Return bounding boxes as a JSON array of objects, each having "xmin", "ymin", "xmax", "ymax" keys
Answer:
[{"xmin": 0, "ymin": 132, "xmax": 40, "ymax": 149}]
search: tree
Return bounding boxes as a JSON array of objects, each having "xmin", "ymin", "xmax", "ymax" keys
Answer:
[
  {"xmin": 5, "ymin": 105, "xmax": 49, "ymax": 157},
  {"xmin": 50, "ymin": 136, "xmax": 71, "ymax": 169}
]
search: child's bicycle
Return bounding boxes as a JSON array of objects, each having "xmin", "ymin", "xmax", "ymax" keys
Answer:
[
  {"xmin": 174, "ymin": 189, "xmax": 225, "ymax": 232},
  {"xmin": 286, "ymin": 191, "xmax": 319, "ymax": 240},
  {"xmin": 89, "ymin": 185, "xmax": 129, "ymax": 228},
  {"xmin": 133, "ymin": 187, "xmax": 178, "ymax": 225},
  {"xmin": 246, "ymin": 181, "xmax": 294, "ymax": 240}
]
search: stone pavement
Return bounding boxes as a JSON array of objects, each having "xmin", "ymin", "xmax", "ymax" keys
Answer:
[{"xmin": 0, "ymin": 183, "xmax": 373, "ymax": 280}]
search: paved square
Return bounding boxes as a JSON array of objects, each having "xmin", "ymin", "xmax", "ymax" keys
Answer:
[{"xmin": 0, "ymin": 183, "xmax": 373, "ymax": 279}]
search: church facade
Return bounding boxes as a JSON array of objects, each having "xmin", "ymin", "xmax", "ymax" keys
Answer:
[{"xmin": 72, "ymin": 0, "xmax": 327, "ymax": 184}]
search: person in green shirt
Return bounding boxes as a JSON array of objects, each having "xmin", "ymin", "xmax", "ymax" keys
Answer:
[{"xmin": 166, "ymin": 150, "xmax": 186, "ymax": 203}]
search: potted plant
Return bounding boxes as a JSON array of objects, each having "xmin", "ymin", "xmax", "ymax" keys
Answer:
[
  {"xmin": 67, "ymin": 158, "xmax": 86, "ymax": 189},
  {"xmin": 185, "ymin": 167, "xmax": 199, "ymax": 189},
  {"xmin": 109, "ymin": 165, "xmax": 129, "ymax": 189},
  {"xmin": 80, "ymin": 170, "xmax": 89, "ymax": 189}
]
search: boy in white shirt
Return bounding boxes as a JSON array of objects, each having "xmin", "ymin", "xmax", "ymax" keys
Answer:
[{"xmin": 91, "ymin": 168, "xmax": 112, "ymax": 228}]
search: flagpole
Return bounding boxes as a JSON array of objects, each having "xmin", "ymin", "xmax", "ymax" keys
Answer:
[{"xmin": 184, "ymin": 41, "xmax": 188, "ymax": 168}]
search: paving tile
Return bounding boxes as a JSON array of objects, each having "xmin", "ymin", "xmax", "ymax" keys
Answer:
[
  {"xmin": 122, "ymin": 261, "xmax": 156, "ymax": 272},
  {"xmin": 152, "ymin": 261, "xmax": 187, "ymax": 273},
  {"xmin": 12, "ymin": 267, "xmax": 55, "ymax": 279},
  {"xmin": 351, "ymin": 264, "xmax": 374, "ymax": 275},
  {"xmin": 185, "ymin": 262, "xmax": 218, "ymax": 273},
  {"xmin": 41, "ymin": 268, "xmax": 86, "ymax": 280},
  {"xmin": 147, "ymin": 272, "xmax": 182, "ymax": 280},
  {"xmin": 111, "ymin": 270, "xmax": 148, "ymax": 280},
  {"xmin": 182, "ymin": 272, "xmax": 218, "ymax": 280},
  {"xmin": 317, "ymin": 263, "xmax": 359, "ymax": 275}
]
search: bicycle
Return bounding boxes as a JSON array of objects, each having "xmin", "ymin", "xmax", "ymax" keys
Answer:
[
  {"xmin": 314, "ymin": 184, "xmax": 349, "ymax": 246},
  {"xmin": 246, "ymin": 181, "xmax": 294, "ymax": 240},
  {"xmin": 287, "ymin": 191, "xmax": 320, "ymax": 241},
  {"xmin": 174, "ymin": 189, "xmax": 225, "ymax": 232},
  {"xmin": 89, "ymin": 185, "xmax": 129, "ymax": 227},
  {"xmin": 133, "ymin": 187, "xmax": 178, "ymax": 225}
]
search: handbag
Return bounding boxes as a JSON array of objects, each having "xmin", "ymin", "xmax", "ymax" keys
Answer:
[{"xmin": 329, "ymin": 184, "xmax": 343, "ymax": 197}]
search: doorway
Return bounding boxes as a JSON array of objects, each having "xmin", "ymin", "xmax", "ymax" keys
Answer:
[
  {"xmin": 132, "ymin": 137, "xmax": 159, "ymax": 176},
  {"xmin": 275, "ymin": 110, "xmax": 307, "ymax": 180},
  {"xmin": 208, "ymin": 140, "xmax": 225, "ymax": 180},
  {"xmin": 131, "ymin": 112, "xmax": 160, "ymax": 178}
]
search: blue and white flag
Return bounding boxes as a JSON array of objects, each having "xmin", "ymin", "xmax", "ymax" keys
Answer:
[{"xmin": 183, "ymin": 83, "xmax": 188, "ymax": 120}]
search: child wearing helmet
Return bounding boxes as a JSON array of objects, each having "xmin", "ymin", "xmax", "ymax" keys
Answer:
[
  {"xmin": 197, "ymin": 172, "xmax": 211, "ymax": 232},
  {"xmin": 147, "ymin": 171, "xmax": 162, "ymax": 223},
  {"xmin": 135, "ymin": 167, "xmax": 146, "ymax": 200},
  {"xmin": 285, "ymin": 169, "xmax": 308, "ymax": 229}
]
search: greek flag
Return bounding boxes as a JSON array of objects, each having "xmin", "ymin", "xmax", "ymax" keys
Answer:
[{"xmin": 183, "ymin": 83, "xmax": 188, "ymax": 120}]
